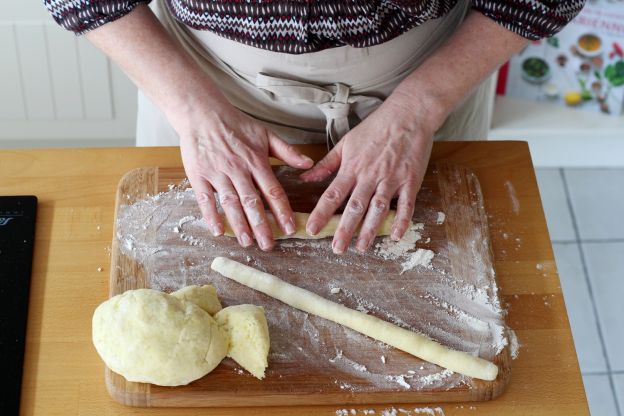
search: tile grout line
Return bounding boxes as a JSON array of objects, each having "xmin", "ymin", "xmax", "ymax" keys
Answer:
[
  {"xmin": 583, "ymin": 370, "xmax": 624, "ymax": 376},
  {"xmin": 560, "ymin": 168, "xmax": 622, "ymax": 416}
]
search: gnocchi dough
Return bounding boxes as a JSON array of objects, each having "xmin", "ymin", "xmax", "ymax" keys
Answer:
[
  {"xmin": 224, "ymin": 210, "xmax": 404, "ymax": 239},
  {"xmin": 211, "ymin": 257, "xmax": 499, "ymax": 381},
  {"xmin": 92, "ymin": 289, "xmax": 228, "ymax": 386},
  {"xmin": 92, "ymin": 286, "xmax": 271, "ymax": 385},
  {"xmin": 171, "ymin": 284, "xmax": 222, "ymax": 315},
  {"xmin": 215, "ymin": 305, "xmax": 270, "ymax": 379}
]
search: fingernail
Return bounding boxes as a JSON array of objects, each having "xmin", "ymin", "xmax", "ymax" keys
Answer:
[
  {"xmin": 259, "ymin": 235, "xmax": 273, "ymax": 251},
  {"xmin": 391, "ymin": 228, "xmax": 401, "ymax": 241},
  {"xmin": 299, "ymin": 156, "xmax": 314, "ymax": 167},
  {"xmin": 332, "ymin": 239, "xmax": 345, "ymax": 254},
  {"xmin": 284, "ymin": 218, "xmax": 296, "ymax": 235},
  {"xmin": 211, "ymin": 223, "xmax": 223, "ymax": 236},
  {"xmin": 240, "ymin": 232, "xmax": 253, "ymax": 247},
  {"xmin": 306, "ymin": 223, "xmax": 319, "ymax": 236},
  {"xmin": 356, "ymin": 238, "xmax": 369, "ymax": 253}
]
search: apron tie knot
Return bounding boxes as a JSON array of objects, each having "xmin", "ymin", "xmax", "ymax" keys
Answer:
[{"xmin": 255, "ymin": 73, "xmax": 381, "ymax": 148}]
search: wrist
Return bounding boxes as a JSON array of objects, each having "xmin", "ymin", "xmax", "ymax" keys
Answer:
[
  {"xmin": 163, "ymin": 74, "xmax": 230, "ymax": 136},
  {"xmin": 385, "ymin": 82, "xmax": 451, "ymax": 136}
]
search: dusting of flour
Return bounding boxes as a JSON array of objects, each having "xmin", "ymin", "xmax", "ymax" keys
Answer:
[
  {"xmin": 114, "ymin": 167, "xmax": 516, "ymax": 397},
  {"xmin": 336, "ymin": 409, "xmax": 444, "ymax": 416},
  {"xmin": 436, "ymin": 212, "xmax": 446, "ymax": 225},
  {"xmin": 374, "ymin": 223, "xmax": 434, "ymax": 273},
  {"xmin": 400, "ymin": 249, "xmax": 435, "ymax": 274}
]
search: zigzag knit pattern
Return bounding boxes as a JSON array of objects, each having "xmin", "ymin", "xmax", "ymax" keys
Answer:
[{"xmin": 44, "ymin": 0, "xmax": 586, "ymax": 54}]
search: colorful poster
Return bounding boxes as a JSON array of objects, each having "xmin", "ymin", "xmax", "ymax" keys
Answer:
[{"xmin": 498, "ymin": 0, "xmax": 624, "ymax": 116}]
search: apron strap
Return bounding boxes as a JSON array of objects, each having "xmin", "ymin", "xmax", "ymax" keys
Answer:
[{"xmin": 256, "ymin": 73, "xmax": 382, "ymax": 148}]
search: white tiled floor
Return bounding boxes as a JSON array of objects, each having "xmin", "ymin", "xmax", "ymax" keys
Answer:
[
  {"xmin": 584, "ymin": 375, "xmax": 620, "ymax": 416},
  {"xmin": 552, "ymin": 243, "xmax": 606, "ymax": 372},
  {"xmin": 614, "ymin": 375, "xmax": 624, "ymax": 412},
  {"xmin": 564, "ymin": 170, "xmax": 624, "ymax": 240},
  {"xmin": 583, "ymin": 242, "xmax": 624, "ymax": 372},
  {"xmin": 536, "ymin": 168, "xmax": 624, "ymax": 416}
]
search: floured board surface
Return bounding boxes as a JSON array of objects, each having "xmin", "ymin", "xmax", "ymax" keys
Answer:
[{"xmin": 107, "ymin": 165, "xmax": 511, "ymax": 407}]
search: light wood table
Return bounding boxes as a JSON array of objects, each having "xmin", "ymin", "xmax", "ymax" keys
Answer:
[{"xmin": 2, "ymin": 142, "xmax": 589, "ymax": 415}]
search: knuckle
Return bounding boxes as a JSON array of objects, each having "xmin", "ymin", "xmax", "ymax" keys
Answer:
[
  {"xmin": 370, "ymin": 197, "xmax": 389, "ymax": 214},
  {"xmin": 218, "ymin": 191, "xmax": 240, "ymax": 207},
  {"xmin": 347, "ymin": 197, "xmax": 365, "ymax": 214},
  {"xmin": 266, "ymin": 185, "xmax": 287, "ymax": 201},
  {"xmin": 280, "ymin": 141, "xmax": 294, "ymax": 153},
  {"xmin": 241, "ymin": 194, "xmax": 260, "ymax": 209},
  {"xmin": 220, "ymin": 158, "xmax": 246, "ymax": 173},
  {"xmin": 195, "ymin": 191, "xmax": 213, "ymax": 205},
  {"xmin": 322, "ymin": 188, "xmax": 343, "ymax": 203},
  {"xmin": 248, "ymin": 153, "xmax": 266, "ymax": 167}
]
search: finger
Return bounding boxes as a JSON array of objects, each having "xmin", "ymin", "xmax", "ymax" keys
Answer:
[
  {"xmin": 306, "ymin": 173, "xmax": 355, "ymax": 237},
  {"xmin": 392, "ymin": 181, "xmax": 419, "ymax": 241},
  {"xmin": 189, "ymin": 176, "xmax": 223, "ymax": 236},
  {"xmin": 268, "ymin": 132, "xmax": 314, "ymax": 169},
  {"xmin": 355, "ymin": 183, "xmax": 395, "ymax": 252},
  {"xmin": 253, "ymin": 164, "xmax": 296, "ymax": 236},
  {"xmin": 299, "ymin": 141, "xmax": 343, "ymax": 182},
  {"xmin": 230, "ymin": 172, "xmax": 275, "ymax": 251},
  {"xmin": 213, "ymin": 176, "xmax": 254, "ymax": 248},
  {"xmin": 331, "ymin": 182, "xmax": 376, "ymax": 254}
]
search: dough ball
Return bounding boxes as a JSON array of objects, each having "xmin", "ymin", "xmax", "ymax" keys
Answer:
[
  {"xmin": 214, "ymin": 305, "xmax": 270, "ymax": 379},
  {"xmin": 92, "ymin": 289, "xmax": 228, "ymax": 386},
  {"xmin": 170, "ymin": 284, "xmax": 222, "ymax": 315}
]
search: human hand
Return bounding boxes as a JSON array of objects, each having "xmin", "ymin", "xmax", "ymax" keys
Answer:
[
  {"xmin": 178, "ymin": 97, "xmax": 314, "ymax": 251},
  {"xmin": 300, "ymin": 93, "xmax": 436, "ymax": 254}
]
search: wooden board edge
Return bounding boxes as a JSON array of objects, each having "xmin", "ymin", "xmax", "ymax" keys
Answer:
[
  {"xmin": 435, "ymin": 162, "xmax": 512, "ymax": 401},
  {"xmin": 105, "ymin": 167, "xmax": 160, "ymax": 407},
  {"xmin": 105, "ymin": 368, "xmax": 151, "ymax": 407},
  {"xmin": 148, "ymin": 389, "xmax": 498, "ymax": 407},
  {"xmin": 465, "ymin": 163, "xmax": 513, "ymax": 400},
  {"xmin": 466, "ymin": 165, "xmax": 513, "ymax": 401}
]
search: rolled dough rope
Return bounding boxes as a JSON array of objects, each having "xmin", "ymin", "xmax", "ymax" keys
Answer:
[
  {"xmin": 223, "ymin": 211, "xmax": 404, "ymax": 240},
  {"xmin": 211, "ymin": 257, "xmax": 499, "ymax": 381}
]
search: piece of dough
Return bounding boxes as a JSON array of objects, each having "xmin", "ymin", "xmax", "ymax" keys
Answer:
[
  {"xmin": 211, "ymin": 257, "xmax": 498, "ymax": 381},
  {"xmin": 171, "ymin": 284, "xmax": 222, "ymax": 315},
  {"xmin": 92, "ymin": 289, "xmax": 228, "ymax": 386},
  {"xmin": 224, "ymin": 211, "xmax": 404, "ymax": 240},
  {"xmin": 214, "ymin": 305, "xmax": 270, "ymax": 379}
]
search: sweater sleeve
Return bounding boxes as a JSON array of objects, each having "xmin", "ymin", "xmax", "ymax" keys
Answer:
[
  {"xmin": 43, "ymin": 0, "xmax": 151, "ymax": 35},
  {"xmin": 472, "ymin": 0, "xmax": 586, "ymax": 40}
]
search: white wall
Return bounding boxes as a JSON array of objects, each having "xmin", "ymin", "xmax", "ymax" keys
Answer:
[
  {"xmin": 2, "ymin": 1, "xmax": 622, "ymax": 166},
  {"xmin": 0, "ymin": 0, "xmax": 137, "ymax": 148}
]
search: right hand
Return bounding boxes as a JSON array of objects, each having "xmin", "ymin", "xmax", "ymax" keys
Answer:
[{"xmin": 177, "ymin": 97, "xmax": 314, "ymax": 251}]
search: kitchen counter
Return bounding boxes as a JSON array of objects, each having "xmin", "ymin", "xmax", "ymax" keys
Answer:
[{"xmin": 2, "ymin": 141, "xmax": 588, "ymax": 415}]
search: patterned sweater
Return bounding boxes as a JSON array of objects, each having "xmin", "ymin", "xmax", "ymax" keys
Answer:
[{"xmin": 44, "ymin": 0, "xmax": 586, "ymax": 54}]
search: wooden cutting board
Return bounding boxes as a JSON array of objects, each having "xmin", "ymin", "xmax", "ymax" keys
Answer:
[{"xmin": 106, "ymin": 164, "xmax": 511, "ymax": 407}]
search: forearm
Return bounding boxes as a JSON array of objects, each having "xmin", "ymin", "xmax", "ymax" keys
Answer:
[
  {"xmin": 390, "ymin": 11, "xmax": 528, "ymax": 131},
  {"xmin": 85, "ymin": 4, "xmax": 224, "ymax": 134}
]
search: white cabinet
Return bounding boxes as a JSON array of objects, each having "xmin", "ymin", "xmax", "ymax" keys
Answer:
[
  {"xmin": 0, "ymin": 0, "xmax": 137, "ymax": 147},
  {"xmin": 490, "ymin": 96, "xmax": 624, "ymax": 167}
]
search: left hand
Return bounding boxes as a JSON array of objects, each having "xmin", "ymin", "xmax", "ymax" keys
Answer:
[{"xmin": 300, "ymin": 92, "xmax": 437, "ymax": 254}]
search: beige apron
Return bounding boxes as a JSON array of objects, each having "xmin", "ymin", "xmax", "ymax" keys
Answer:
[{"xmin": 136, "ymin": 0, "xmax": 495, "ymax": 146}]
